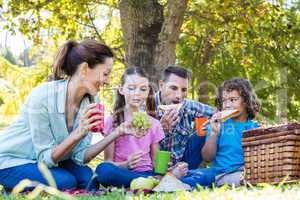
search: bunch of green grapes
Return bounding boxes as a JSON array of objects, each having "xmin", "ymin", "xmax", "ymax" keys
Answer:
[{"xmin": 132, "ymin": 112, "xmax": 151, "ymax": 130}]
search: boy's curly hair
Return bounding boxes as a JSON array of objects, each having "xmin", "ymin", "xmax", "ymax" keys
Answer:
[{"xmin": 215, "ymin": 78, "xmax": 260, "ymax": 120}]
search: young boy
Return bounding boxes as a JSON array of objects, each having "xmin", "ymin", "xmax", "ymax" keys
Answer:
[{"xmin": 172, "ymin": 78, "xmax": 260, "ymax": 188}]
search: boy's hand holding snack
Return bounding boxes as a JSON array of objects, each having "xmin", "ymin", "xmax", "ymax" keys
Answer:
[
  {"xmin": 210, "ymin": 112, "xmax": 222, "ymax": 134},
  {"xmin": 209, "ymin": 109, "xmax": 240, "ymax": 135}
]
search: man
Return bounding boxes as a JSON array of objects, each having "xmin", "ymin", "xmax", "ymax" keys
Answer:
[{"xmin": 155, "ymin": 66, "xmax": 214, "ymax": 169}]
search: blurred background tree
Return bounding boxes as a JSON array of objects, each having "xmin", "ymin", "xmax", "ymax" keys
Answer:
[
  {"xmin": 0, "ymin": 0, "xmax": 299, "ymax": 125},
  {"xmin": 177, "ymin": 0, "xmax": 300, "ymax": 123}
]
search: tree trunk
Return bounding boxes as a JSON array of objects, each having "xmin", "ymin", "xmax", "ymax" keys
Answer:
[
  {"xmin": 119, "ymin": 0, "xmax": 187, "ymax": 88},
  {"xmin": 198, "ymin": 29, "xmax": 216, "ymax": 104},
  {"xmin": 276, "ymin": 67, "xmax": 288, "ymax": 123}
]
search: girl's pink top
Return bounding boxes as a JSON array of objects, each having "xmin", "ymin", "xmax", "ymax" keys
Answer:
[{"xmin": 103, "ymin": 115, "xmax": 165, "ymax": 172}]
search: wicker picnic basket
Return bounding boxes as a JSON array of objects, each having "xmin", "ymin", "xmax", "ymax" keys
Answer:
[{"xmin": 242, "ymin": 123, "xmax": 300, "ymax": 184}]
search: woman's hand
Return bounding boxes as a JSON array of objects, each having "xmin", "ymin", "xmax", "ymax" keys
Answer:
[
  {"xmin": 126, "ymin": 151, "xmax": 143, "ymax": 169},
  {"xmin": 77, "ymin": 103, "xmax": 103, "ymax": 139}
]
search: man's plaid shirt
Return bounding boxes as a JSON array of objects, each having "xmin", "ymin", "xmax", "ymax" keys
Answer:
[{"xmin": 155, "ymin": 92, "xmax": 214, "ymax": 164}]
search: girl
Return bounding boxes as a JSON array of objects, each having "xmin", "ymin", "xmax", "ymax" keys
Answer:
[
  {"xmin": 96, "ymin": 67, "xmax": 165, "ymax": 188},
  {"xmin": 0, "ymin": 40, "xmax": 132, "ymax": 191},
  {"xmin": 173, "ymin": 78, "xmax": 260, "ymax": 188}
]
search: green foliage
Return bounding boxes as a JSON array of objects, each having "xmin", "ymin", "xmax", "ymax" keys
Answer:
[
  {"xmin": 99, "ymin": 62, "xmax": 125, "ymax": 113},
  {"xmin": 177, "ymin": 0, "xmax": 300, "ymax": 122},
  {"xmin": 0, "ymin": 56, "xmax": 50, "ymax": 116},
  {"xmin": 0, "ymin": 48, "xmax": 17, "ymax": 65},
  {"xmin": 1, "ymin": 0, "xmax": 299, "ymax": 123},
  {"xmin": 2, "ymin": 0, "xmax": 124, "ymax": 61},
  {"xmin": 0, "ymin": 54, "xmax": 124, "ymax": 119}
]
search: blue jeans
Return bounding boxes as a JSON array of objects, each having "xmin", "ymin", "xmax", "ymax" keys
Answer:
[
  {"xmin": 180, "ymin": 167, "xmax": 218, "ymax": 188},
  {"xmin": 182, "ymin": 133, "xmax": 206, "ymax": 169},
  {"xmin": 96, "ymin": 162, "xmax": 156, "ymax": 188},
  {"xmin": 0, "ymin": 160, "xmax": 97, "ymax": 191}
]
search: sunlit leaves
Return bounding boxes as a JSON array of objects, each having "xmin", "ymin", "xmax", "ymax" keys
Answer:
[{"xmin": 177, "ymin": 0, "xmax": 300, "ymax": 122}]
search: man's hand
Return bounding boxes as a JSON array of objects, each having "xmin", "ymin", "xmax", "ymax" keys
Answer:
[{"xmin": 160, "ymin": 108, "xmax": 179, "ymax": 132}]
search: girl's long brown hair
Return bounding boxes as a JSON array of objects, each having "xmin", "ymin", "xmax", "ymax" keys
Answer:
[{"xmin": 112, "ymin": 67, "xmax": 156, "ymax": 128}]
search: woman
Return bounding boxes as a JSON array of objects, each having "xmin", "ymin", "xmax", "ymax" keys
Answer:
[{"xmin": 0, "ymin": 40, "xmax": 132, "ymax": 191}]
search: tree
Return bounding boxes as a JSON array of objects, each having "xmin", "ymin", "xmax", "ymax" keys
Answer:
[
  {"xmin": 119, "ymin": 0, "xmax": 187, "ymax": 85},
  {"xmin": 1, "ymin": 0, "xmax": 299, "ymax": 121},
  {"xmin": 177, "ymin": 0, "xmax": 300, "ymax": 122},
  {"xmin": 1, "ymin": 0, "xmax": 188, "ymax": 86}
]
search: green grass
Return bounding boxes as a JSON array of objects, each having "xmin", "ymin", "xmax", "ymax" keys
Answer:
[{"xmin": 2, "ymin": 183, "xmax": 300, "ymax": 200}]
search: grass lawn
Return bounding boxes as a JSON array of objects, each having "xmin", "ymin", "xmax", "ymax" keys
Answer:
[{"xmin": 1, "ymin": 183, "xmax": 300, "ymax": 200}]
